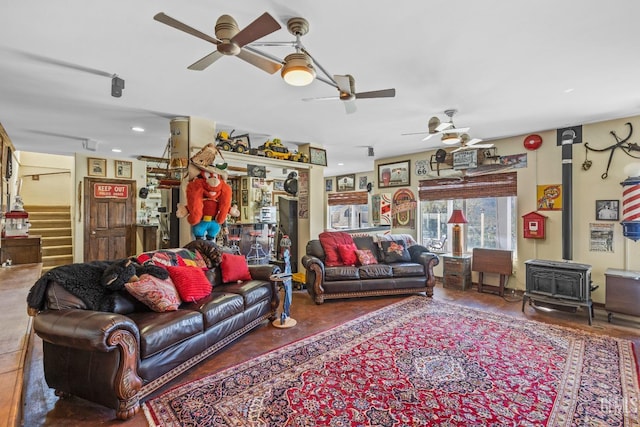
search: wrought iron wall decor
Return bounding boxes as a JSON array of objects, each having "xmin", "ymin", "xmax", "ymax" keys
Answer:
[{"xmin": 584, "ymin": 122, "xmax": 640, "ymax": 179}]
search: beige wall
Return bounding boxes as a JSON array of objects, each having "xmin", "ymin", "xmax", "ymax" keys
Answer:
[{"xmin": 327, "ymin": 115, "xmax": 640, "ymax": 303}]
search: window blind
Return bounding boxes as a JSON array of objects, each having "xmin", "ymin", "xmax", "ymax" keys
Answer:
[
  {"xmin": 418, "ymin": 172, "xmax": 517, "ymax": 201},
  {"xmin": 327, "ymin": 191, "xmax": 368, "ymax": 206}
]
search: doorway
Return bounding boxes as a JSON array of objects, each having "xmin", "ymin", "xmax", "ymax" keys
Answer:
[{"xmin": 83, "ymin": 178, "xmax": 136, "ymax": 261}]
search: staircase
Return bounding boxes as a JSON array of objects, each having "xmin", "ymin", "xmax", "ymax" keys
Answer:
[{"xmin": 25, "ymin": 205, "xmax": 73, "ymax": 273}]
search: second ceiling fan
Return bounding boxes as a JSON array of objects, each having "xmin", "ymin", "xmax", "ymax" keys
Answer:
[{"xmin": 403, "ymin": 109, "xmax": 491, "ymax": 149}]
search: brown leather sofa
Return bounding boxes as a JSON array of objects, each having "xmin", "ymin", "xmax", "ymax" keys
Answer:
[
  {"xmin": 302, "ymin": 233, "xmax": 439, "ymax": 304},
  {"xmin": 30, "ymin": 240, "xmax": 279, "ymax": 420}
]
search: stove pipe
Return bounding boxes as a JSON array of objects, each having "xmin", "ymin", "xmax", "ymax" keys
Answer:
[{"xmin": 561, "ymin": 129, "xmax": 576, "ymax": 260}]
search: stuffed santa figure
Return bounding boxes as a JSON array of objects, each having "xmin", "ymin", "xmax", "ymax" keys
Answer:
[{"xmin": 178, "ymin": 143, "xmax": 232, "ymax": 240}]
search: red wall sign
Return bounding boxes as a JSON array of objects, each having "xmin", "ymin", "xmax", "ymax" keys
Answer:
[{"xmin": 94, "ymin": 183, "xmax": 129, "ymax": 199}]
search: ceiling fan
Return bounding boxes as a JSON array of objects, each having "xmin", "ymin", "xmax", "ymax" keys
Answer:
[
  {"xmin": 451, "ymin": 134, "xmax": 494, "ymax": 152},
  {"xmin": 247, "ymin": 17, "xmax": 396, "ymax": 113},
  {"xmin": 403, "ymin": 109, "xmax": 476, "ymax": 143},
  {"xmin": 153, "ymin": 12, "xmax": 282, "ymax": 74}
]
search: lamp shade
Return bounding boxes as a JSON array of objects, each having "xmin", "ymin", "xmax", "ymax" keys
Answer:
[
  {"xmin": 448, "ymin": 209, "xmax": 468, "ymax": 224},
  {"xmin": 441, "ymin": 133, "xmax": 461, "ymax": 145},
  {"xmin": 281, "ymin": 53, "xmax": 316, "ymax": 86}
]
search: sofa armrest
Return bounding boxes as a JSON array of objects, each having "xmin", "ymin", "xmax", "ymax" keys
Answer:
[
  {"xmin": 34, "ymin": 309, "xmax": 140, "ymax": 352},
  {"xmin": 415, "ymin": 252, "xmax": 440, "ymax": 287},
  {"xmin": 302, "ymin": 255, "xmax": 326, "ymax": 304},
  {"xmin": 248, "ymin": 263, "xmax": 279, "ymax": 281}
]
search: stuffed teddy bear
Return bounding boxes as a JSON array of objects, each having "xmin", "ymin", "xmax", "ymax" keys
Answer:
[
  {"xmin": 176, "ymin": 143, "xmax": 233, "ymax": 240},
  {"xmin": 101, "ymin": 257, "xmax": 169, "ymax": 291}
]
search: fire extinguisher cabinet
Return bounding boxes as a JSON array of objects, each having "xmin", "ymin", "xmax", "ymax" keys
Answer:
[{"xmin": 522, "ymin": 211, "xmax": 547, "ymax": 239}]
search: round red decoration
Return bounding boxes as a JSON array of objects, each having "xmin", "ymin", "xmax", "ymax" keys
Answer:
[{"xmin": 523, "ymin": 134, "xmax": 543, "ymax": 150}]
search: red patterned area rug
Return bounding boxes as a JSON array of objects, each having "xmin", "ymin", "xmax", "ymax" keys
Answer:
[{"xmin": 143, "ymin": 297, "xmax": 640, "ymax": 426}]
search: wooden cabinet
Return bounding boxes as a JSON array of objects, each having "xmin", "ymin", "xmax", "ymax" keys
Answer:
[
  {"xmin": 1, "ymin": 235, "xmax": 42, "ymax": 265},
  {"xmin": 443, "ymin": 254, "xmax": 472, "ymax": 290},
  {"xmin": 605, "ymin": 268, "xmax": 640, "ymax": 321}
]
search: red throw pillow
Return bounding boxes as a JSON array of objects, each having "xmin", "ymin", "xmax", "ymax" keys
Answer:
[
  {"xmin": 355, "ymin": 249, "xmax": 378, "ymax": 266},
  {"xmin": 166, "ymin": 266, "xmax": 212, "ymax": 302},
  {"xmin": 220, "ymin": 253, "xmax": 253, "ymax": 283},
  {"xmin": 337, "ymin": 243, "xmax": 358, "ymax": 266},
  {"xmin": 318, "ymin": 231, "xmax": 355, "ymax": 267}
]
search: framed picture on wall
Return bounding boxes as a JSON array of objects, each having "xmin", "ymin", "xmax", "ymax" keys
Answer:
[
  {"xmin": 378, "ymin": 160, "xmax": 410, "ymax": 188},
  {"xmin": 595, "ymin": 199, "xmax": 619, "ymax": 221},
  {"xmin": 114, "ymin": 160, "xmax": 132, "ymax": 179},
  {"xmin": 336, "ymin": 174, "xmax": 356, "ymax": 192},
  {"xmin": 309, "ymin": 147, "xmax": 327, "ymax": 166},
  {"xmin": 325, "ymin": 178, "xmax": 333, "ymax": 192},
  {"xmin": 87, "ymin": 157, "xmax": 106, "ymax": 177}
]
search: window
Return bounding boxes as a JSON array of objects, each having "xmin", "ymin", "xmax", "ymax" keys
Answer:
[
  {"xmin": 421, "ymin": 197, "xmax": 517, "ymax": 252},
  {"xmin": 329, "ymin": 205, "xmax": 369, "ymax": 230},
  {"xmin": 418, "ymin": 172, "xmax": 518, "ymax": 253}
]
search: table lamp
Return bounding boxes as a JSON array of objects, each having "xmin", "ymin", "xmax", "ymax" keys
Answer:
[{"xmin": 448, "ymin": 209, "xmax": 468, "ymax": 256}]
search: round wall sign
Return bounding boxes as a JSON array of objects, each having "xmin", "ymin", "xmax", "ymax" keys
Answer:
[{"xmin": 524, "ymin": 134, "xmax": 543, "ymax": 150}]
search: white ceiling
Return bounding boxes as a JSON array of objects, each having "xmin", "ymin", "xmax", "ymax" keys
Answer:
[{"xmin": 2, "ymin": 1, "xmax": 640, "ymax": 178}]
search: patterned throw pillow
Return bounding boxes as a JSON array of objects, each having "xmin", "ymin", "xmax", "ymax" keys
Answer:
[
  {"xmin": 380, "ymin": 240, "xmax": 411, "ymax": 263},
  {"xmin": 318, "ymin": 231, "xmax": 355, "ymax": 266},
  {"xmin": 355, "ymin": 249, "xmax": 378, "ymax": 266},
  {"xmin": 125, "ymin": 274, "xmax": 181, "ymax": 312},
  {"xmin": 220, "ymin": 253, "xmax": 253, "ymax": 283},
  {"xmin": 166, "ymin": 266, "xmax": 212, "ymax": 302},
  {"xmin": 137, "ymin": 249, "xmax": 208, "ymax": 270}
]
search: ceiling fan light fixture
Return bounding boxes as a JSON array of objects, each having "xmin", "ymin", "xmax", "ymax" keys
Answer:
[
  {"xmin": 281, "ymin": 53, "xmax": 316, "ymax": 86},
  {"xmin": 441, "ymin": 133, "xmax": 460, "ymax": 145}
]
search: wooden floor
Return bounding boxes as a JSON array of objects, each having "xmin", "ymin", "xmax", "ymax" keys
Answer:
[{"xmin": 14, "ymin": 268, "xmax": 640, "ymax": 426}]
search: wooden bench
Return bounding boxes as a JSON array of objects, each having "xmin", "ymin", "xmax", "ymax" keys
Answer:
[{"xmin": 472, "ymin": 248, "xmax": 513, "ymax": 297}]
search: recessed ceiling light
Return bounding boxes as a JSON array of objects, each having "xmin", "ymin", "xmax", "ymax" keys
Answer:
[
  {"xmin": 563, "ymin": 88, "xmax": 575, "ymax": 94},
  {"xmin": 337, "ymin": 162, "xmax": 344, "ymax": 166},
  {"xmin": 131, "ymin": 126, "xmax": 145, "ymax": 132},
  {"xmin": 112, "ymin": 148, "xmax": 122, "ymax": 153}
]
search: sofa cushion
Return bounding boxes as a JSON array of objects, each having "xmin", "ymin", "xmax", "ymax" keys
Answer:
[
  {"xmin": 408, "ymin": 244, "xmax": 431, "ymax": 263},
  {"xmin": 355, "ymin": 249, "xmax": 378, "ymax": 266},
  {"xmin": 125, "ymin": 274, "xmax": 181, "ymax": 312},
  {"xmin": 337, "ymin": 243, "xmax": 358, "ymax": 266},
  {"xmin": 390, "ymin": 263, "xmax": 425, "ymax": 277},
  {"xmin": 358, "ymin": 264, "xmax": 393, "ymax": 279},
  {"xmin": 167, "ymin": 266, "xmax": 212, "ymax": 302},
  {"xmin": 128, "ymin": 309, "xmax": 204, "ymax": 359},
  {"xmin": 324, "ymin": 266, "xmax": 360, "ymax": 281},
  {"xmin": 380, "ymin": 240, "xmax": 411, "ymax": 263},
  {"xmin": 220, "ymin": 253, "xmax": 252, "ymax": 283},
  {"xmin": 319, "ymin": 231, "xmax": 354, "ymax": 266},
  {"xmin": 183, "ymin": 240, "xmax": 223, "ymax": 269}
]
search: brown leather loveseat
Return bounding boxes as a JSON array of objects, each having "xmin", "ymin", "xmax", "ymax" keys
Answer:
[
  {"xmin": 28, "ymin": 240, "xmax": 279, "ymax": 420},
  {"xmin": 302, "ymin": 232, "xmax": 439, "ymax": 304}
]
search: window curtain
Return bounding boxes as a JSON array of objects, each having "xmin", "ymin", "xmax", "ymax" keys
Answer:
[
  {"xmin": 418, "ymin": 172, "xmax": 517, "ymax": 201},
  {"xmin": 327, "ymin": 191, "xmax": 368, "ymax": 206}
]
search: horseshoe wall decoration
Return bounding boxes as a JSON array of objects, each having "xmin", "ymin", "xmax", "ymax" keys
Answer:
[{"xmin": 584, "ymin": 122, "xmax": 640, "ymax": 179}]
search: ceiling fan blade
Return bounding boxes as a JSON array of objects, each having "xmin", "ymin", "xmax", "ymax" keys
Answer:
[
  {"xmin": 465, "ymin": 138, "xmax": 484, "ymax": 146},
  {"xmin": 302, "ymin": 96, "xmax": 340, "ymax": 102},
  {"xmin": 442, "ymin": 127, "xmax": 470, "ymax": 135},
  {"xmin": 236, "ymin": 49, "xmax": 282, "ymax": 74},
  {"xmin": 188, "ymin": 51, "xmax": 224, "ymax": 70},
  {"xmin": 474, "ymin": 143, "xmax": 494, "ymax": 148},
  {"xmin": 355, "ymin": 88, "xmax": 396, "ymax": 99},
  {"xmin": 334, "ymin": 75, "xmax": 353, "ymax": 94},
  {"xmin": 435, "ymin": 122, "xmax": 453, "ymax": 132},
  {"xmin": 401, "ymin": 131, "xmax": 428, "ymax": 136},
  {"xmin": 154, "ymin": 12, "xmax": 221, "ymax": 45},
  {"xmin": 344, "ymin": 100, "xmax": 357, "ymax": 114},
  {"xmin": 422, "ymin": 133, "xmax": 438, "ymax": 141},
  {"xmin": 230, "ymin": 12, "xmax": 281, "ymax": 48}
]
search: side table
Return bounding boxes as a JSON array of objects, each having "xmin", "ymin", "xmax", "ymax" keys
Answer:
[{"xmin": 442, "ymin": 254, "xmax": 472, "ymax": 290}]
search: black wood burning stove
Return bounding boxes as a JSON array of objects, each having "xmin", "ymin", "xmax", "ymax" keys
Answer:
[{"xmin": 522, "ymin": 259, "xmax": 594, "ymax": 325}]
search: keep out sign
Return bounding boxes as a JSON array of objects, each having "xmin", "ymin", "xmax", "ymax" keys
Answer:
[{"xmin": 94, "ymin": 183, "xmax": 129, "ymax": 199}]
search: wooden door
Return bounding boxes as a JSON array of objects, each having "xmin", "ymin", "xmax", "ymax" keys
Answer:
[{"xmin": 84, "ymin": 178, "xmax": 136, "ymax": 262}]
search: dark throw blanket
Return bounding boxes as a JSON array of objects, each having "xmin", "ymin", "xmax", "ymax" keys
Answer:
[{"xmin": 27, "ymin": 261, "xmax": 117, "ymax": 312}]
